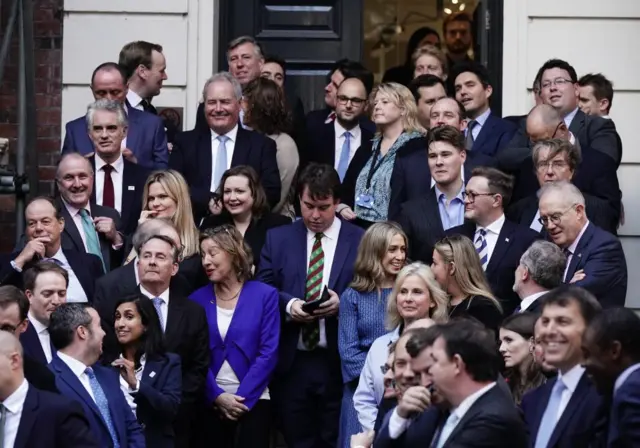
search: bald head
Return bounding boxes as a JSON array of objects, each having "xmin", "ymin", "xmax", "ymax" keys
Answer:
[
  {"xmin": 133, "ymin": 217, "xmax": 181, "ymax": 253},
  {"xmin": 0, "ymin": 330, "xmax": 22, "ymax": 357},
  {"xmin": 406, "ymin": 318, "xmax": 436, "ymax": 331},
  {"xmin": 0, "ymin": 331, "xmax": 25, "ymax": 400},
  {"xmin": 526, "ymin": 104, "xmax": 570, "ymax": 143}
]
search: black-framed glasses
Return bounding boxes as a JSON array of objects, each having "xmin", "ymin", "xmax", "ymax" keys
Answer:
[
  {"xmin": 464, "ymin": 191, "xmax": 495, "ymax": 203},
  {"xmin": 541, "ymin": 78, "xmax": 573, "ymax": 89},
  {"xmin": 337, "ymin": 95, "xmax": 366, "ymax": 106},
  {"xmin": 538, "ymin": 204, "xmax": 577, "ymax": 227},
  {"xmin": 0, "ymin": 323, "xmax": 18, "ymax": 333}
]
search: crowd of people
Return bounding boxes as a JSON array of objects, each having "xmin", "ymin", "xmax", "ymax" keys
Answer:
[{"xmin": 0, "ymin": 10, "xmax": 634, "ymax": 448}]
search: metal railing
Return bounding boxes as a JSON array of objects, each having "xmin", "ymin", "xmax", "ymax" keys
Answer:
[{"xmin": 0, "ymin": 0, "xmax": 37, "ymax": 240}]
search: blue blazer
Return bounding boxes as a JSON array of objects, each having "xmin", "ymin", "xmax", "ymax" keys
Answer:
[
  {"xmin": 256, "ymin": 219, "xmax": 364, "ymax": 373},
  {"xmin": 14, "ymin": 385, "xmax": 100, "ymax": 448},
  {"xmin": 564, "ymin": 222, "xmax": 627, "ymax": 308},
  {"xmin": 189, "ymin": 280, "xmax": 280, "ymax": 409},
  {"xmin": 20, "ymin": 322, "xmax": 55, "ymax": 366},
  {"xmin": 522, "ymin": 372, "xmax": 607, "ymax": 448},
  {"xmin": 471, "ymin": 113, "xmax": 516, "ymax": 157},
  {"xmin": 608, "ymin": 368, "xmax": 640, "ymax": 447},
  {"xmin": 62, "ymin": 107, "xmax": 169, "ymax": 170},
  {"xmin": 50, "ymin": 357, "xmax": 145, "ymax": 448}
]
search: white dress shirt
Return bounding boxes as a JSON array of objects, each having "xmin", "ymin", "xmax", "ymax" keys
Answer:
[
  {"xmin": 56, "ymin": 351, "xmax": 96, "ymax": 401},
  {"xmin": 476, "ymin": 214, "xmax": 505, "ymax": 265},
  {"xmin": 210, "ymin": 125, "xmax": 239, "ymax": 192},
  {"xmin": 334, "ymin": 120, "xmax": 361, "ymax": 171},
  {"xmin": 554, "ymin": 364, "xmax": 585, "ymax": 423},
  {"xmin": 95, "ymin": 153, "xmax": 124, "ymax": 213},
  {"xmin": 49, "ymin": 247, "xmax": 88, "ymax": 303},
  {"xmin": 126, "ymin": 90, "xmax": 145, "ymax": 111},
  {"xmin": 530, "ymin": 209, "xmax": 543, "ymax": 233},
  {"xmin": 119, "ymin": 354, "xmax": 145, "ymax": 415},
  {"xmin": 28, "ymin": 313, "xmax": 53, "ymax": 363},
  {"xmin": 563, "ymin": 221, "xmax": 589, "ymax": 281},
  {"xmin": 520, "ymin": 290, "xmax": 548, "ymax": 312},
  {"xmin": 564, "ymin": 107, "xmax": 579, "ymax": 128},
  {"xmin": 286, "ymin": 218, "xmax": 342, "ymax": 350},
  {"xmin": 2, "ymin": 379, "xmax": 29, "ymax": 448},
  {"xmin": 63, "ymin": 201, "xmax": 92, "ymax": 251},
  {"xmin": 614, "ymin": 363, "xmax": 640, "ymax": 395},
  {"xmin": 140, "ymin": 285, "xmax": 170, "ymax": 332}
]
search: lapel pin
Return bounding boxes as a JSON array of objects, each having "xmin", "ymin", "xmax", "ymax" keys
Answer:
[
  {"xmin": 578, "ymin": 253, "xmax": 582, "ymax": 258},
  {"xmin": 128, "ymin": 186, "xmax": 135, "ymax": 191},
  {"xmin": 505, "ymin": 238, "xmax": 510, "ymax": 242},
  {"xmin": 149, "ymin": 371, "xmax": 156, "ymax": 378}
]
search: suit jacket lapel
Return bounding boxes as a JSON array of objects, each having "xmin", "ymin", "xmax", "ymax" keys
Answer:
[
  {"xmin": 126, "ymin": 110, "xmax": 141, "ymax": 150},
  {"xmin": 424, "ymin": 188, "xmax": 445, "ymax": 236},
  {"xmin": 323, "ymin": 122, "xmax": 336, "ymax": 166},
  {"xmin": 120, "ymin": 161, "xmax": 136, "ymax": 227},
  {"xmin": 472, "ymin": 114, "xmax": 496, "ymax": 152},
  {"xmin": 51, "ymin": 359, "xmax": 106, "ymax": 425},
  {"xmin": 569, "ymin": 109, "xmax": 586, "ymax": 137},
  {"xmin": 566, "ymin": 223, "xmax": 594, "ymax": 281},
  {"xmin": 486, "ymin": 220, "xmax": 515, "ymax": 277},
  {"xmin": 198, "ymin": 132, "xmax": 214, "ymax": 191},
  {"xmin": 443, "ymin": 387, "xmax": 497, "ymax": 446},
  {"xmin": 141, "ymin": 359, "xmax": 162, "ymax": 388},
  {"xmin": 328, "ymin": 222, "xmax": 352, "ymax": 290},
  {"xmin": 531, "ymin": 380, "xmax": 555, "ymax": 438},
  {"xmin": 13, "ymin": 387, "xmax": 38, "ymax": 448},
  {"xmin": 231, "ymin": 127, "xmax": 250, "ymax": 166},
  {"xmin": 22, "ymin": 323, "xmax": 47, "ymax": 365},
  {"xmin": 59, "ymin": 199, "xmax": 85, "ymax": 252},
  {"xmin": 548, "ymin": 373, "xmax": 591, "ymax": 446},
  {"xmin": 89, "ymin": 156, "xmax": 98, "ymax": 204},
  {"xmin": 295, "ymin": 222, "xmax": 310, "ymax": 297},
  {"xmin": 164, "ymin": 288, "xmax": 185, "ymax": 342}
]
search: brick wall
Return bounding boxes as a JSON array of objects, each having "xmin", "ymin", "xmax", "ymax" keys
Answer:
[{"xmin": 0, "ymin": 0, "xmax": 63, "ymax": 251}]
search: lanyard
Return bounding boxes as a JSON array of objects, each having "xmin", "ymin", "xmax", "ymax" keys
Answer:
[{"xmin": 365, "ymin": 148, "xmax": 386, "ymax": 190}]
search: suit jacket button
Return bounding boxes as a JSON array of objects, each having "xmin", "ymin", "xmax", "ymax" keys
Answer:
[{"xmin": 140, "ymin": 423, "xmax": 146, "ymax": 429}]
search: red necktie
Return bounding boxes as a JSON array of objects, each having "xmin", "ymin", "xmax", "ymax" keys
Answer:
[{"xmin": 102, "ymin": 164, "xmax": 115, "ymax": 208}]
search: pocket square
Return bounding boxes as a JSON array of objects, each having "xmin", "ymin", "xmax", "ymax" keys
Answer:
[{"xmin": 128, "ymin": 186, "xmax": 135, "ymax": 191}]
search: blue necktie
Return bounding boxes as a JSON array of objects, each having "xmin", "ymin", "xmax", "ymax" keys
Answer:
[
  {"xmin": 474, "ymin": 228, "xmax": 488, "ymax": 270},
  {"xmin": 337, "ymin": 131, "xmax": 351, "ymax": 181},
  {"xmin": 152, "ymin": 297, "xmax": 165, "ymax": 331},
  {"xmin": 214, "ymin": 135, "xmax": 229, "ymax": 190},
  {"xmin": 85, "ymin": 367, "xmax": 120, "ymax": 448},
  {"xmin": 535, "ymin": 378, "xmax": 566, "ymax": 448},
  {"xmin": 79, "ymin": 209, "xmax": 106, "ymax": 272}
]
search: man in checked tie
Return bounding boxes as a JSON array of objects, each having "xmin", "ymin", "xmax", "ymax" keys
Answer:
[
  {"xmin": 48, "ymin": 303, "xmax": 144, "ymax": 447},
  {"xmin": 257, "ymin": 163, "xmax": 364, "ymax": 447}
]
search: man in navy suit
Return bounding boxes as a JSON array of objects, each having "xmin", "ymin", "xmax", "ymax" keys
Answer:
[
  {"xmin": 538, "ymin": 181, "xmax": 627, "ymax": 308},
  {"xmin": 62, "ymin": 62, "xmax": 169, "ymax": 170},
  {"xmin": 170, "ymin": 71, "xmax": 281, "ymax": 222},
  {"xmin": 447, "ymin": 167, "xmax": 540, "ymax": 315},
  {"xmin": 452, "ymin": 62, "xmax": 515, "ymax": 157},
  {"xmin": 257, "ymin": 163, "xmax": 364, "ymax": 448},
  {"xmin": 48, "ymin": 303, "xmax": 145, "ymax": 447},
  {"xmin": 84, "ymin": 98, "xmax": 149, "ymax": 236},
  {"xmin": 0, "ymin": 331, "xmax": 99, "ymax": 448},
  {"xmin": 1, "ymin": 196, "xmax": 103, "ymax": 300},
  {"xmin": 522, "ymin": 286, "xmax": 606, "ymax": 448},
  {"xmin": 582, "ymin": 308, "xmax": 640, "ymax": 447}
]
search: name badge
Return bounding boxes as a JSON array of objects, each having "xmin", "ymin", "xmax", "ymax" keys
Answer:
[
  {"xmin": 355, "ymin": 193, "xmax": 374, "ymax": 209},
  {"xmin": 128, "ymin": 186, "xmax": 135, "ymax": 191}
]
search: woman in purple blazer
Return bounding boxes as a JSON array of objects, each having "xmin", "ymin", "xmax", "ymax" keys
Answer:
[{"xmin": 189, "ymin": 224, "xmax": 280, "ymax": 448}]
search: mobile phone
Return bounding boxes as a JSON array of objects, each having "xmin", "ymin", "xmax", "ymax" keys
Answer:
[{"xmin": 301, "ymin": 286, "xmax": 330, "ymax": 313}]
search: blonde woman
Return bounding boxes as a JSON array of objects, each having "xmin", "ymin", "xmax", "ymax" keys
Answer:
[
  {"xmin": 412, "ymin": 45, "xmax": 448, "ymax": 80},
  {"xmin": 347, "ymin": 82, "xmax": 427, "ymax": 228},
  {"xmin": 337, "ymin": 222, "xmax": 407, "ymax": 448},
  {"xmin": 432, "ymin": 235, "xmax": 503, "ymax": 334},
  {"xmin": 352, "ymin": 262, "xmax": 448, "ymax": 433}
]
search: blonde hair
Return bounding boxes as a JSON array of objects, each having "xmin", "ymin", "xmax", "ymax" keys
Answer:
[
  {"xmin": 385, "ymin": 262, "xmax": 449, "ymax": 330},
  {"xmin": 200, "ymin": 225, "xmax": 253, "ymax": 283},
  {"xmin": 370, "ymin": 82, "xmax": 426, "ymax": 135},
  {"xmin": 434, "ymin": 235, "xmax": 502, "ymax": 311},
  {"xmin": 351, "ymin": 222, "xmax": 408, "ymax": 292},
  {"xmin": 412, "ymin": 45, "xmax": 448, "ymax": 77},
  {"xmin": 142, "ymin": 170, "xmax": 199, "ymax": 257}
]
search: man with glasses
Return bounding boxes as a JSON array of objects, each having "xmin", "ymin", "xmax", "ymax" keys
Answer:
[
  {"xmin": 447, "ymin": 167, "xmax": 540, "ymax": 315},
  {"xmin": 538, "ymin": 181, "xmax": 626, "ymax": 308}
]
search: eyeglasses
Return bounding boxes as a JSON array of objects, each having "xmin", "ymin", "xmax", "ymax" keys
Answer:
[
  {"xmin": 464, "ymin": 191, "xmax": 495, "ymax": 203},
  {"xmin": 541, "ymin": 78, "xmax": 573, "ymax": 89},
  {"xmin": 536, "ymin": 160, "xmax": 568, "ymax": 172},
  {"xmin": 337, "ymin": 95, "xmax": 366, "ymax": 106},
  {"xmin": 0, "ymin": 323, "xmax": 18, "ymax": 333},
  {"xmin": 538, "ymin": 204, "xmax": 577, "ymax": 227}
]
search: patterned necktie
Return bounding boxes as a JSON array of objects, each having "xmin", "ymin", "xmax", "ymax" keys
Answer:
[
  {"xmin": 302, "ymin": 233, "xmax": 324, "ymax": 350},
  {"xmin": 102, "ymin": 164, "xmax": 115, "ymax": 209},
  {"xmin": 85, "ymin": 367, "xmax": 120, "ymax": 448},
  {"xmin": 465, "ymin": 119, "xmax": 478, "ymax": 150},
  {"xmin": 474, "ymin": 228, "xmax": 488, "ymax": 270},
  {"xmin": 214, "ymin": 135, "xmax": 229, "ymax": 190},
  {"xmin": 337, "ymin": 131, "xmax": 351, "ymax": 181},
  {"xmin": 535, "ymin": 378, "xmax": 566, "ymax": 448},
  {"xmin": 79, "ymin": 209, "xmax": 106, "ymax": 272},
  {"xmin": 0, "ymin": 403, "xmax": 6, "ymax": 448},
  {"xmin": 152, "ymin": 297, "xmax": 165, "ymax": 331}
]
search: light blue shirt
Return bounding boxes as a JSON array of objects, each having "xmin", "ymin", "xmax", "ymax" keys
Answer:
[
  {"xmin": 467, "ymin": 108, "xmax": 492, "ymax": 140},
  {"xmin": 564, "ymin": 107, "xmax": 579, "ymax": 128},
  {"xmin": 435, "ymin": 184, "xmax": 466, "ymax": 230}
]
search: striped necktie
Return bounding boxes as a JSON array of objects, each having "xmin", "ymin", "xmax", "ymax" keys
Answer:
[
  {"xmin": 475, "ymin": 228, "xmax": 488, "ymax": 270},
  {"xmin": 302, "ymin": 233, "xmax": 324, "ymax": 349}
]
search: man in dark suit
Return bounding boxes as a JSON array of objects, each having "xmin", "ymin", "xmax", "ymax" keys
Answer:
[
  {"xmin": 61, "ymin": 62, "xmax": 169, "ymax": 170},
  {"xmin": 0, "ymin": 285, "xmax": 58, "ymax": 392},
  {"xmin": 408, "ymin": 74, "xmax": 447, "ymax": 130},
  {"xmin": 512, "ymin": 241, "xmax": 565, "ymax": 314},
  {"xmin": 84, "ymin": 99, "xmax": 149, "ymax": 236},
  {"xmin": 452, "ymin": 62, "xmax": 516, "ymax": 157},
  {"xmin": 447, "ymin": 167, "xmax": 540, "ymax": 315},
  {"xmin": 257, "ymin": 163, "xmax": 364, "ymax": 447},
  {"xmin": 0, "ymin": 331, "xmax": 99, "ymax": 447},
  {"xmin": 170, "ymin": 71, "xmax": 281, "ymax": 222},
  {"xmin": 49, "ymin": 303, "xmax": 145, "ymax": 447},
  {"xmin": 538, "ymin": 181, "xmax": 627, "ymax": 308},
  {"xmin": 582, "ymin": 308, "xmax": 640, "ymax": 447},
  {"xmin": 1, "ymin": 196, "xmax": 103, "ymax": 301},
  {"xmin": 56, "ymin": 153, "xmax": 124, "ymax": 271},
  {"xmin": 396, "ymin": 126, "xmax": 470, "ymax": 264},
  {"xmin": 522, "ymin": 286, "xmax": 606, "ymax": 448}
]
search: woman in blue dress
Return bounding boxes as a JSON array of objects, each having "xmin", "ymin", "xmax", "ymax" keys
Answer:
[{"xmin": 337, "ymin": 221, "xmax": 408, "ymax": 447}]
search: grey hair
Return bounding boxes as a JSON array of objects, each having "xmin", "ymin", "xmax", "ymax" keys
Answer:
[
  {"xmin": 48, "ymin": 303, "xmax": 93, "ymax": 351},
  {"xmin": 85, "ymin": 98, "xmax": 128, "ymax": 132},
  {"xmin": 539, "ymin": 180, "xmax": 585, "ymax": 207},
  {"xmin": 519, "ymin": 240, "xmax": 566, "ymax": 289},
  {"xmin": 132, "ymin": 217, "xmax": 177, "ymax": 251},
  {"xmin": 227, "ymin": 36, "xmax": 263, "ymax": 59},
  {"xmin": 56, "ymin": 153, "xmax": 94, "ymax": 180},
  {"xmin": 532, "ymin": 138, "xmax": 581, "ymax": 171},
  {"xmin": 135, "ymin": 233, "xmax": 180, "ymax": 263},
  {"xmin": 202, "ymin": 71, "xmax": 243, "ymax": 102}
]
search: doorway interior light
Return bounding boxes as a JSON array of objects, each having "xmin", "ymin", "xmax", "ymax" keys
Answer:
[{"xmin": 444, "ymin": 0, "xmax": 467, "ymax": 14}]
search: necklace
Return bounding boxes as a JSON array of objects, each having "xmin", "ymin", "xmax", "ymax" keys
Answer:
[{"xmin": 211, "ymin": 285, "xmax": 242, "ymax": 303}]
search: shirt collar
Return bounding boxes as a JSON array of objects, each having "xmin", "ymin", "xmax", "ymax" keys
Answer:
[
  {"xmin": 614, "ymin": 363, "xmax": 640, "ymax": 394},
  {"xmin": 126, "ymin": 90, "xmax": 144, "ymax": 109},
  {"xmin": 520, "ymin": 290, "xmax": 548, "ymax": 311},
  {"xmin": 307, "ymin": 217, "xmax": 341, "ymax": 241},
  {"xmin": 57, "ymin": 351, "xmax": 89, "ymax": 377},
  {"xmin": 334, "ymin": 119, "xmax": 361, "ymax": 140},
  {"xmin": 451, "ymin": 382, "xmax": 496, "ymax": 421},
  {"xmin": 2, "ymin": 379, "xmax": 29, "ymax": 414},
  {"xmin": 28, "ymin": 312, "xmax": 48, "ymax": 333},
  {"xmin": 474, "ymin": 108, "xmax": 492, "ymax": 127},
  {"xmin": 140, "ymin": 284, "xmax": 171, "ymax": 305},
  {"xmin": 477, "ymin": 214, "xmax": 505, "ymax": 235},
  {"xmin": 435, "ymin": 183, "xmax": 465, "ymax": 204},
  {"xmin": 564, "ymin": 107, "xmax": 579, "ymax": 127},
  {"xmin": 557, "ymin": 363, "xmax": 585, "ymax": 391},
  {"xmin": 62, "ymin": 199, "xmax": 91, "ymax": 217},
  {"xmin": 211, "ymin": 124, "xmax": 239, "ymax": 143},
  {"xmin": 566, "ymin": 221, "xmax": 589, "ymax": 253},
  {"xmin": 95, "ymin": 152, "xmax": 124, "ymax": 173}
]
